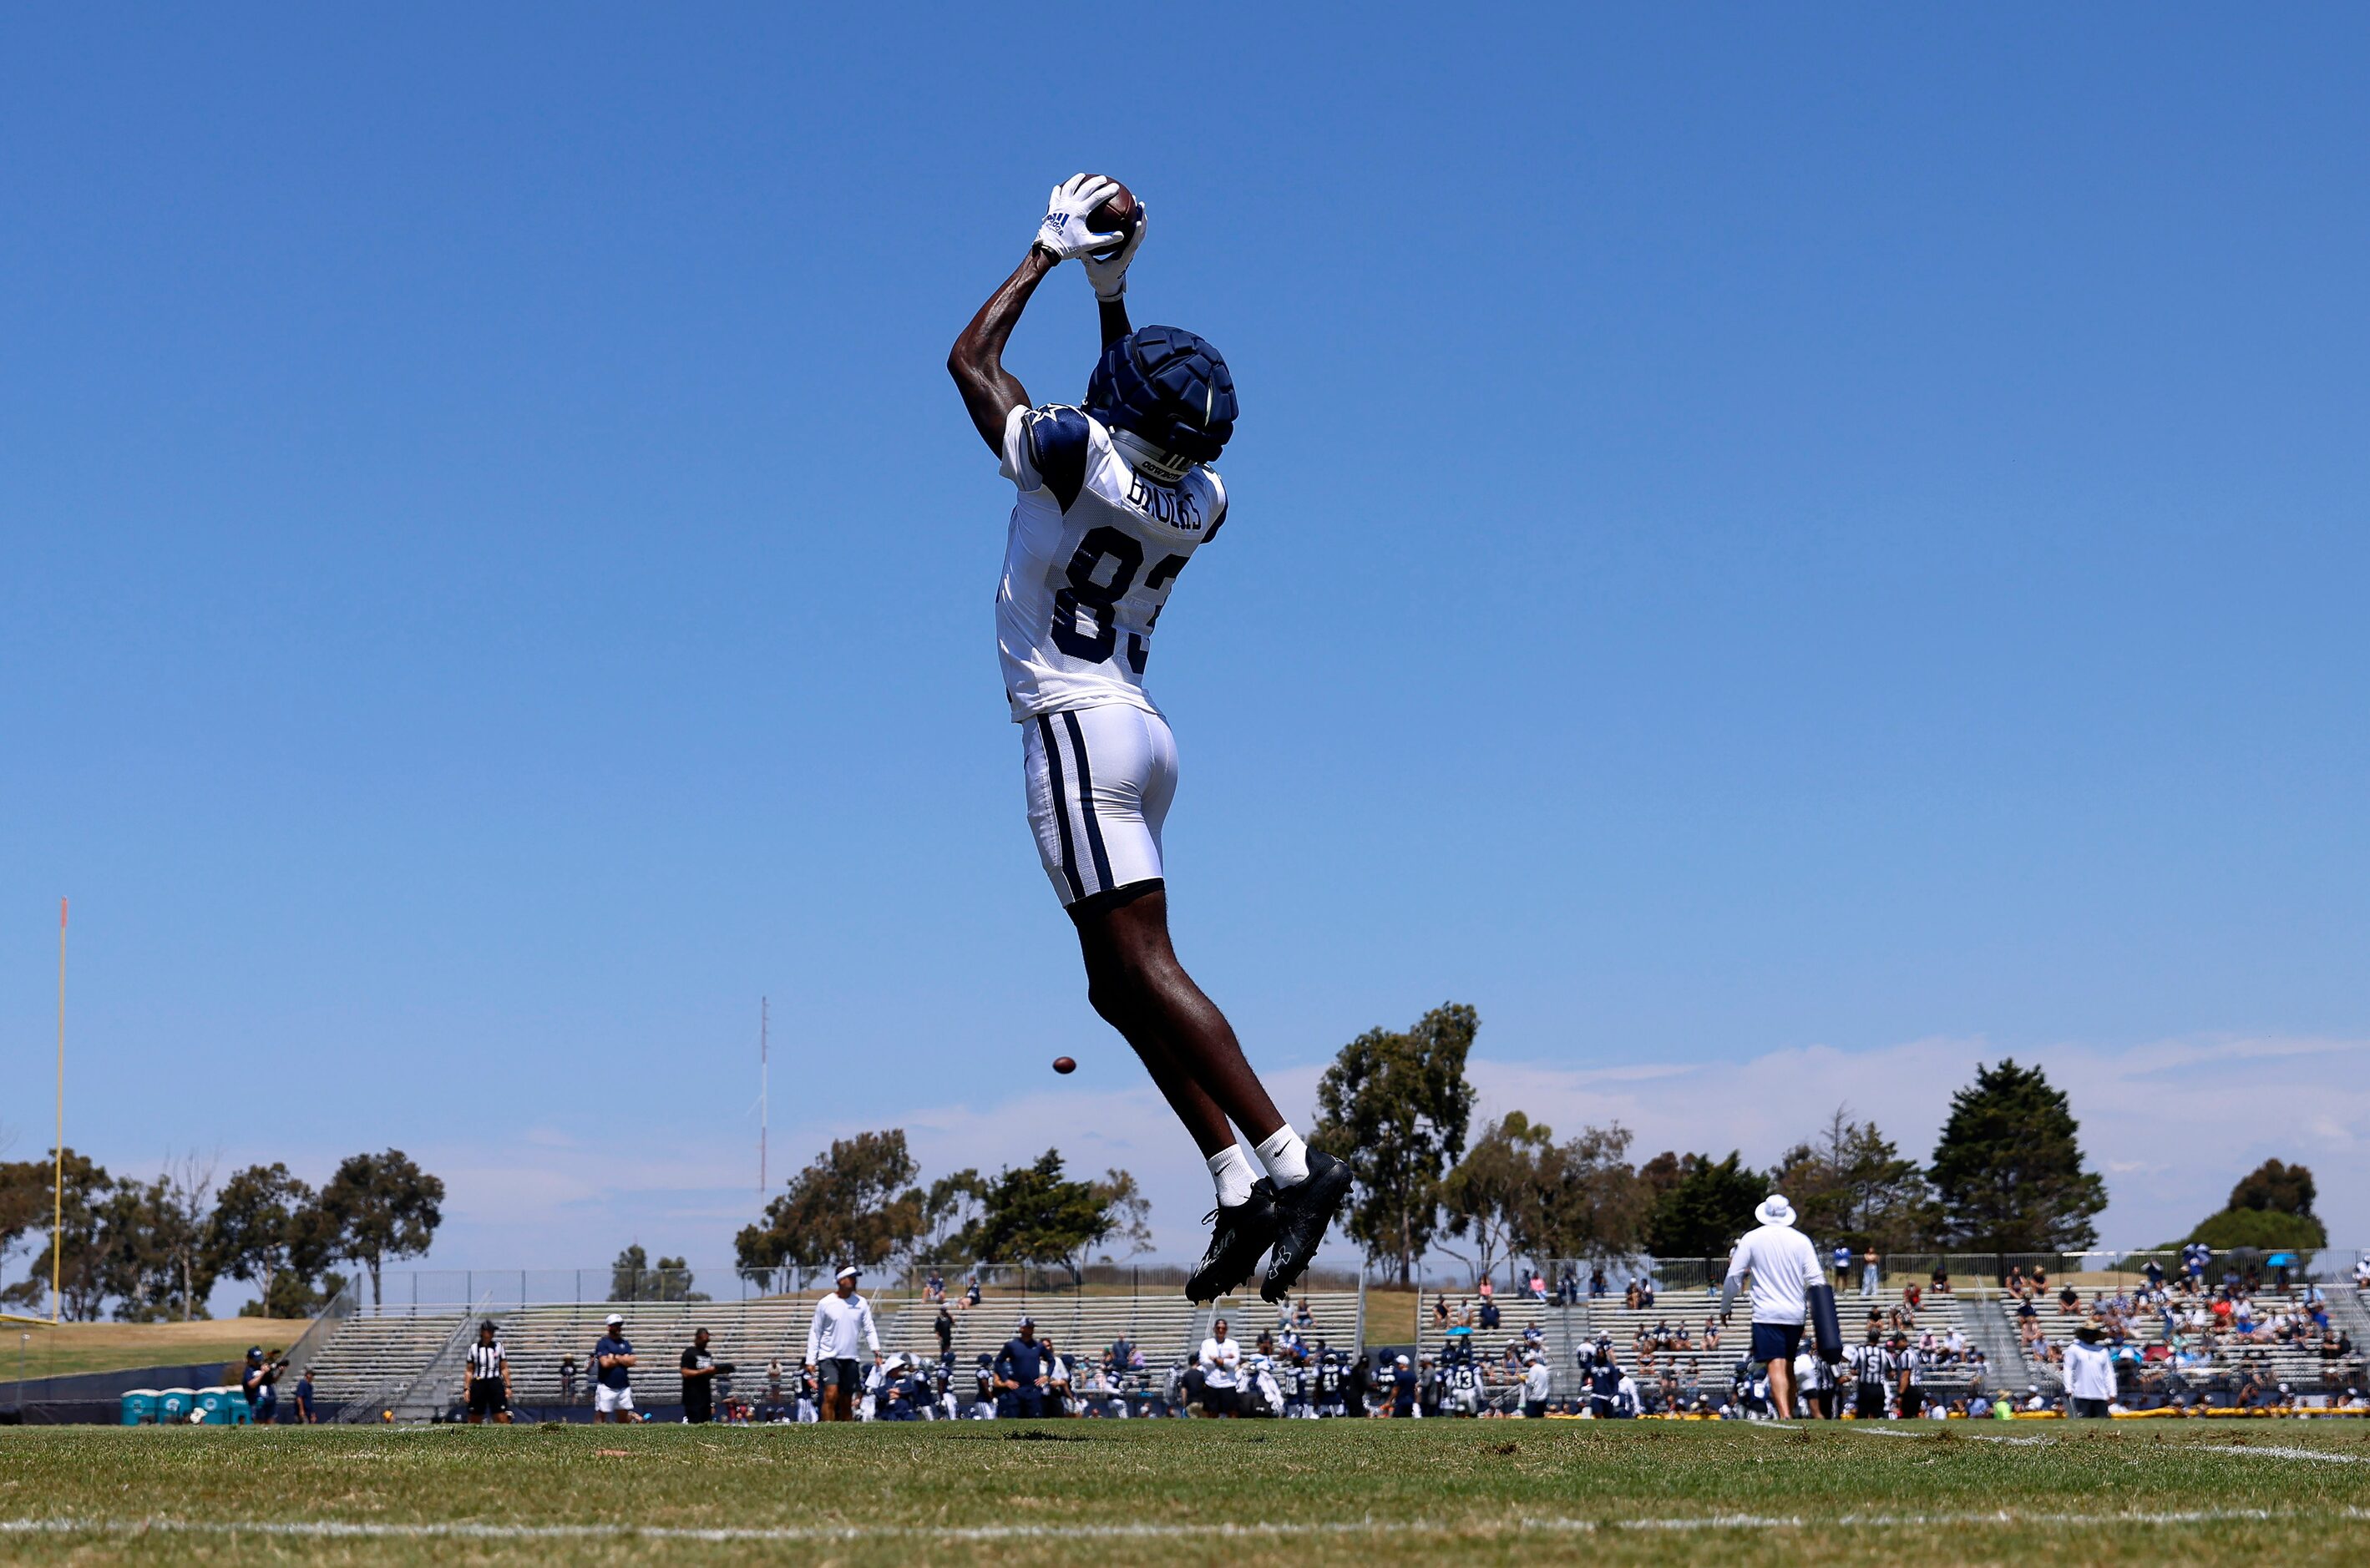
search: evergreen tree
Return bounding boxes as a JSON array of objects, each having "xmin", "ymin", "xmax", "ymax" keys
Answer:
[
  {"xmin": 1927, "ymin": 1060, "xmax": 2106, "ymax": 1251},
  {"xmin": 1645, "ymin": 1152, "xmax": 1762, "ymax": 1259}
]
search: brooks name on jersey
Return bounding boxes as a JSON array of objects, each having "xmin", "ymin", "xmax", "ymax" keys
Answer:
[{"xmin": 997, "ymin": 403, "xmax": 1226, "ymax": 721}]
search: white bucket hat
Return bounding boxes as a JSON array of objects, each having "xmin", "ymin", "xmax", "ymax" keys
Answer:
[{"xmin": 1755, "ymin": 1194, "xmax": 1797, "ymax": 1227}]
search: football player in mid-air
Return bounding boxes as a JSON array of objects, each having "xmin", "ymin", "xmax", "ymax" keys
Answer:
[{"xmin": 948, "ymin": 175, "xmax": 1350, "ymax": 1303}]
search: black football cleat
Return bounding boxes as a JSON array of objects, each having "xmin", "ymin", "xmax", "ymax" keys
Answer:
[
  {"xmin": 1185, "ymin": 1180, "xmax": 1280, "ymax": 1302},
  {"xmin": 1261, "ymin": 1151, "xmax": 1352, "ymax": 1302}
]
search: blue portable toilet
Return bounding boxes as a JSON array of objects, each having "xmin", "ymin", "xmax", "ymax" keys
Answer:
[
  {"xmin": 157, "ymin": 1388, "xmax": 197, "ymax": 1423},
  {"xmin": 119, "ymin": 1389, "xmax": 160, "ymax": 1425},
  {"xmin": 195, "ymin": 1387, "xmax": 254, "ymax": 1424}
]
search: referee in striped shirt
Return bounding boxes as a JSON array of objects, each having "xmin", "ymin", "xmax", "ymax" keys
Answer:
[
  {"xmin": 1846, "ymin": 1328, "xmax": 1891, "ymax": 1420},
  {"xmin": 464, "ymin": 1321, "xmax": 513, "ymax": 1424}
]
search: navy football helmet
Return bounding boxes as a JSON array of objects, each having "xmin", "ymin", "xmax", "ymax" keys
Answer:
[{"xmin": 1086, "ymin": 325, "xmax": 1236, "ymax": 464}]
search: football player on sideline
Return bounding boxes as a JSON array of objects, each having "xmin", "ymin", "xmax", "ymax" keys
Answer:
[{"xmin": 948, "ymin": 175, "xmax": 1350, "ymax": 1303}]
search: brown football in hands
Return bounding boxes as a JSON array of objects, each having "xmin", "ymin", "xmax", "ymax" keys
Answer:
[
  {"xmin": 1052, "ymin": 1055, "xmax": 1077, "ymax": 1075},
  {"xmin": 1083, "ymin": 177, "xmax": 1139, "ymax": 259}
]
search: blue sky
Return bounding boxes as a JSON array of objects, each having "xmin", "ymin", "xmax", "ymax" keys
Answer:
[{"xmin": 3, "ymin": 5, "xmax": 2366, "ymax": 1297}]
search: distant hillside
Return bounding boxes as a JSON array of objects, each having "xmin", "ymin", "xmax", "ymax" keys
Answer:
[{"xmin": 3, "ymin": 1317, "xmax": 314, "ymax": 1384}]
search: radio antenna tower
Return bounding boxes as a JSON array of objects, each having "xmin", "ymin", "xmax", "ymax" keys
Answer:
[{"xmin": 758, "ymin": 996, "xmax": 770, "ymax": 1196}]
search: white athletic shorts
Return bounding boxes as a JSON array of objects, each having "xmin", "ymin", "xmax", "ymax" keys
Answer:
[
  {"xmin": 1021, "ymin": 703, "xmax": 1177, "ymax": 906},
  {"xmin": 594, "ymin": 1384, "xmax": 636, "ymax": 1414}
]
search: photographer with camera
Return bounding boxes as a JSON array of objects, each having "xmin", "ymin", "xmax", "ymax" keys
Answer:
[
  {"xmin": 680, "ymin": 1327, "xmax": 732, "ymax": 1424},
  {"xmin": 241, "ymin": 1346, "xmax": 289, "ymax": 1424}
]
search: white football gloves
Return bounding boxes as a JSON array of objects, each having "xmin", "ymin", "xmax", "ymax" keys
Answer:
[
  {"xmin": 1032, "ymin": 174, "xmax": 1124, "ymax": 262},
  {"xmin": 1081, "ymin": 201, "xmax": 1146, "ymax": 302}
]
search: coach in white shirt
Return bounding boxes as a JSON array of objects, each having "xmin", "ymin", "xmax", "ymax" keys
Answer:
[
  {"xmin": 1720, "ymin": 1194, "xmax": 1825, "ymax": 1422},
  {"xmin": 805, "ymin": 1265, "xmax": 884, "ymax": 1424},
  {"xmin": 2063, "ymin": 1324, "xmax": 2117, "ymax": 1418},
  {"xmin": 1198, "ymin": 1317, "xmax": 1243, "ymax": 1418}
]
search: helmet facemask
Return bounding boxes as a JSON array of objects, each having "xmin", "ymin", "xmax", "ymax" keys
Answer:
[{"xmin": 1109, "ymin": 427, "xmax": 1194, "ymax": 484}]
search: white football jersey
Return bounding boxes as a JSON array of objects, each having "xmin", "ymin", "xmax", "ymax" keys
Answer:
[{"xmin": 995, "ymin": 403, "xmax": 1225, "ymax": 721}]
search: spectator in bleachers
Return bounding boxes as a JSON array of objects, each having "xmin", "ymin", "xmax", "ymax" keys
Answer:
[
  {"xmin": 1929, "ymin": 1262, "xmax": 1950, "ymax": 1294},
  {"xmin": 1477, "ymin": 1275, "xmax": 1495, "ymax": 1306},
  {"xmin": 1479, "ymin": 1297, "xmax": 1501, "ymax": 1332},
  {"xmin": 1589, "ymin": 1265, "xmax": 1608, "ymax": 1298},
  {"xmin": 1432, "ymin": 1293, "xmax": 1451, "ymax": 1329},
  {"xmin": 1294, "ymin": 1297, "xmax": 1314, "ymax": 1331},
  {"xmin": 1832, "ymin": 1243, "xmax": 1853, "ymax": 1292},
  {"xmin": 924, "ymin": 1270, "xmax": 945, "ymax": 1304},
  {"xmin": 964, "ymin": 1273, "xmax": 982, "ymax": 1310},
  {"xmin": 1860, "ymin": 1247, "xmax": 1880, "ymax": 1297},
  {"xmin": 934, "ymin": 1305, "xmax": 955, "ymax": 1358},
  {"xmin": 2353, "ymin": 1257, "xmax": 2369, "ymax": 1290},
  {"xmin": 558, "ymin": 1353, "xmax": 580, "ymax": 1405},
  {"xmin": 1527, "ymin": 1271, "xmax": 1547, "ymax": 1302}
]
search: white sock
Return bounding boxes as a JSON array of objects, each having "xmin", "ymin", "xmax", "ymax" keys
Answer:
[
  {"xmin": 1207, "ymin": 1144, "xmax": 1256, "ymax": 1208},
  {"xmin": 1253, "ymin": 1124, "xmax": 1311, "ymax": 1190}
]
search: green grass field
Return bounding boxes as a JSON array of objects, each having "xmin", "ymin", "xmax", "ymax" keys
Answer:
[{"xmin": 3, "ymin": 1419, "xmax": 2367, "ymax": 1565}]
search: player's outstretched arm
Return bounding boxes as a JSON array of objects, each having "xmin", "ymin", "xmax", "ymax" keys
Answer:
[
  {"xmin": 949, "ymin": 248, "xmax": 1056, "ymax": 453},
  {"xmin": 949, "ymin": 175, "xmax": 1127, "ymax": 453}
]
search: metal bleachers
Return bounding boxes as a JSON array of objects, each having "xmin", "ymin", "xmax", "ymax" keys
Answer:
[
  {"xmin": 291, "ymin": 1286, "xmax": 1367, "ymax": 1418},
  {"xmin": 1414, "ymin": 1284, "xmax": 1996, "ymax": 1406}
]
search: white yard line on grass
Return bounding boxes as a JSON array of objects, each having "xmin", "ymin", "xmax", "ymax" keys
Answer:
[
  {"xmin": 2, "ymin": 1508, "xmax": 2364, "ymax": 1544},
  {"xmin": 2205, "ymin": 1445, "xmax": 2366, "ymax": 1465}
]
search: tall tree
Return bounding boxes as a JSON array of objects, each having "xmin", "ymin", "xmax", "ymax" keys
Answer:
[
  {"xmin": 1765, "ymin": 1108, "xmax": 1938, "ymax": 1252},
  {"xmin": 1645, "ymin": 1152, "xmax": 1761, "ymax": 1260},
  {"xmin": 734, "ymin": 1129, "xmax": 926, "ymax": 1279},
  {"xmin": 0, "ymin": 1150, "xmax": 115, "ymax": 1320},
  {"xmin": 93, "ymin": 1176, "xmax": 190, "ymax": 1323},
  {"xmin": 1537, "ymin": 1123, "xmax": 1656, "ymax": 1262},
  {"xmin": 209, "ymin": 1162, "xmax": 322, "ymax": 1318},
  {"xmin": 1310, "ymin": 1003, "xmax": 1479, "ymax": 1283},
  {"xmin": 940, "ymin": 1151, "xmax": 1148, "ymax": 1287},
  {"xmin": 2180, "ymin": 1157, "xmax": 2328, "ymax": 1251},
  {"xmin": 1928, "ymin": 1060, "xmax": 2107, "ymax": 1252},
  {"xmin": 1438, "ymin": 1112, "xmax": 1555, "ymax": 1284},
  {"xmin": 0, "ymin": 1157, "xmax": 61, "ymax": 1273},
  {"xmin": 153, "ymin": 1151, "xmax": 220, "ymax": 1321},
  {"xmin": 610, "ymin": 1242, "xmax": 653, "ymax": 1302},
  {"xmin": 316, "ymin": 1149, "xmax": 446, "ymax": 1304},
  {"xmin": 2226, "ymin": 1159, "xmax": 2317, "ymax": 1222}
]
